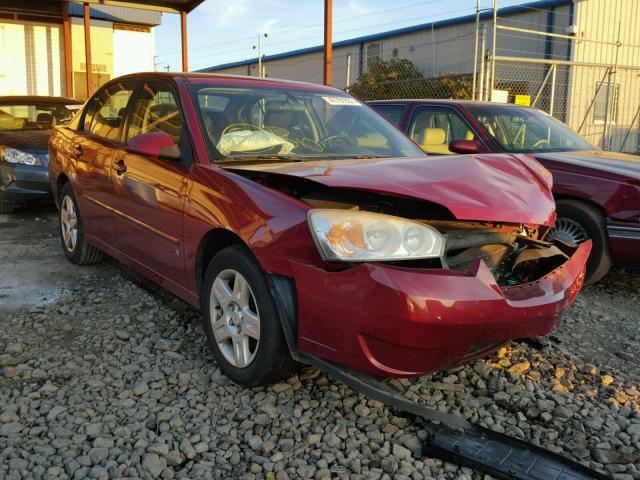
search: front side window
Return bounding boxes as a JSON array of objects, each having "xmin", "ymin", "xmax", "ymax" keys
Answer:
[
  {"xmin": 86, "ymin": 82, "xmax": 135, "ymax": 141},
  {"xmin": 191, "ymin": 85, "xmax": 424, "ymax": 162},
  {"xmin": 467, "ymin": 105, "xmax": 594, "ymax": 153},
  {"xmin": 408, "ymin": 107, "xmax": 475, "ymax": 154},
  {"xmin": 370, "ymin": 104, "xmax": 406, "ymax": 127},
  {"xmin": 127, "ymin": 82, "xmax": 184, "ymax": 145},
  {"xmin": 0, "ymin": 103, "xmax": 80, "ymax": 131}
]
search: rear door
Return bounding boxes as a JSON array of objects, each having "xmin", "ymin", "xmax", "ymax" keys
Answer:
[
  {"xmin": 110, "ymin": 80, "xmax": 191, "ymax": 285},
  {"xmin": 73, "ymin": 81, "xmax": 137, "ymax": 245}
]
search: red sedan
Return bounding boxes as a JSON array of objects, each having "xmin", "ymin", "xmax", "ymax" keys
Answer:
[
  {"xmin": 369, "ymin": 99, "xmax": 640, "ymax": 284},
  {"xmin": 49, "ymin": 73, "xmax": 589, "ymax": 386}
]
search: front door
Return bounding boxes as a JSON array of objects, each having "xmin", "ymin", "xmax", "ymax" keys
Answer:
[{"xmin": 110, "ymin": 81, "xmax": 191, "ymax": 285}]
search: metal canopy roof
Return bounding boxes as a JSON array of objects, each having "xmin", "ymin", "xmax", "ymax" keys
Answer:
[{"xmin": 62, "ymin": 0, "xmax": 204, "ymax": 14}]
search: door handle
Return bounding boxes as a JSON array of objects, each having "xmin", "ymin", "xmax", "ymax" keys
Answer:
[{"xmin": 113, "ymin": 159, "xmax": 127, "ymax": 175}]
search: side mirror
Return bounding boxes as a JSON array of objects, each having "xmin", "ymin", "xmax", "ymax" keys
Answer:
[
  {"xmin": 127, "ymin": 132, "xmax": 181, "ymax": 161},
  {"xmin": 449, "ymin": 139, "xmax": 483, "ymax": 154}
]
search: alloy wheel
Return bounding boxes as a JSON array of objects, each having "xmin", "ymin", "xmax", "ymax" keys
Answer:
[
  {"xmin": 209, "ymin": 269, "xmax": 261, "ymax": 368},
  {"xmin": 548, "ymin": 216, "xmax": 589, "ymax": 246},
  {"xmin": 60, "ymin": 195, "xmax": 78, "ymax": 253}
]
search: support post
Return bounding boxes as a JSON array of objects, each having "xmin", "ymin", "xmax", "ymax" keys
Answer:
[
  {"xmin": 491, "ymin": 0, "xmax": 497, "ymax": 94},
  {"xmin": 323, "ymin": 0, "xmax": 332, "ymax": 86},
  {"xmin": 479, "ymin": 25, "xmax": 487, "ymax": 101},
  {"xmin": 62, "ymin": 2, "xmax": 73, "ymax": 97},
  {"xmin": 549, "ymin": 63, "xmax": 557, "ymax": 115},
  {"xmin": 181, "ymin": 10, "xmax": 188, "ymax": 72},
  {"xmin": 472, "ymin": 0, "xmax": 480, "ymax": 101},
  {"xmin": 83, "ymin": 2, "xmax": 92, "ymax": 98},
  {"xmin": 345, "ymin": 52, "xmax": 351, "ymax": 91}
]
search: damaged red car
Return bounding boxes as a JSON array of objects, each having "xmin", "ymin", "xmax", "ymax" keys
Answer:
[{"xmin": 49, "ymin": 73, "xmax": 590, "ymax": 386}]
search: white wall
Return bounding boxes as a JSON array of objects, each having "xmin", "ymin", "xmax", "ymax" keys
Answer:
[{"xmin": 113, "ymin": 28, "xmax": 154, "ymax": 77}]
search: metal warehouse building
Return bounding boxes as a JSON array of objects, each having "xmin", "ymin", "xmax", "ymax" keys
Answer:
[{"xmin": 203, "ymin": 0, "xmax": 640, "ymax": 152}]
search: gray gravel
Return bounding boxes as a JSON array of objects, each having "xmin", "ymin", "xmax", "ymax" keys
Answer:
[{"xmin": 0, "ymin": 210, "xmax": 639, "ymax": 479}]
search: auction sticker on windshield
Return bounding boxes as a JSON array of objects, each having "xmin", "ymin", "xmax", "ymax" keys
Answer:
[{"xmin": 322, "ymin": 96, "xmax": 362, "ymax": 106}]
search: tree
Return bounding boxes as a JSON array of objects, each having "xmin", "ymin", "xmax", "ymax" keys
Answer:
[{"xmin": 349, "ymin": 58, "xmax": 472, "ymax": 101}]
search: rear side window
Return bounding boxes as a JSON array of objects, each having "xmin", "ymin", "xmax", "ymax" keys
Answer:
[
  {"xmin": 370, "ymin": 104, "xmax": 405, "ymax": 127},
  {"xmin": 86, "ymin": 82, "xmax": 135, "ymax": 141}
]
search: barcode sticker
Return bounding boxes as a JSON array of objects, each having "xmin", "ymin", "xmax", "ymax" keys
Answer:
[{"xmin": 321, "ymin": 96, "xmax": 362, "ymax": 106}]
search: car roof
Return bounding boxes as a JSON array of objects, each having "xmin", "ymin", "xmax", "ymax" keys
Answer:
[
  {"xmin": 367, "ymin": 98, "xmax": 527, "ymax": 108},
  {"xmin": 0, "ymin": 95, "xmax": 83, "ymax": 104},
  {"xmin": 111, "ymin": 71, "xmax": 342, "ymax": 93}
]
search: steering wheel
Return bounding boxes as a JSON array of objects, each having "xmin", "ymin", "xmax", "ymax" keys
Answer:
[
  {"xmin": 321, "ymin": 135, "xmax": 355, "ymax": 149},
  {"xmin": 532, "ymin": 139, "xmax": 550, "ymax": 149}
]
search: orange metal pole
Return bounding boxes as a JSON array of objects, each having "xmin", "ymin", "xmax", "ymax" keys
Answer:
[
  {"xmin": 181, "ymin": 11, "xmax": 188, "ymax": 72},
  {"xmin": 323, "ymin": 0, "xmax": 332, "ymax": 86},
  {"xmin": 83, "ymin": 2, "xmax": 92, "ymax": 97},
  {"xmin": 62, "ymin": 2, "xmax": 73, "ymax": 97}
]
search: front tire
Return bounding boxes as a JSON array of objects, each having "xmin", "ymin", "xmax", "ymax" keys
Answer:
[
  {"xmin": 58, "ymin": 184, "xmax": 103, "ymax": 265},
  {"xmin": 548, "ymin": 199, "xmax": 612, "ymax": 285},
  {"xmin": 201, "ymin": 245, "xmax": 296, "ymax": 386}
]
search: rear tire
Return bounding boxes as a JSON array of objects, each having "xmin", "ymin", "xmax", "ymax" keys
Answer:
[
  {"xmin": 548, "ymin": 199, "xmax": 612, "ymax": 285},
  {"xmin": 0, "ymin": 201, "xmax": 15, "ymax": 214},
  {"xmin": 200, "ymin": 245, "xmax": 296, "ymax": 386},
  {"xmin": 58, "ymin": 184, "xmax": 103, "ymax": 265}
]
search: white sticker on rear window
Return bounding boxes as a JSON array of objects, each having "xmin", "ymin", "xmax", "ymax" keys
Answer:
[{"xmin": 321, "ymin": 96, "xmax": 362, "ymax": 106}]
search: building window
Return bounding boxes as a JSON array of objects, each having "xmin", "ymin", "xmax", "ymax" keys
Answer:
[
  {"xmin": 392, "ymin": 48, "xmax": 399, "ymax": 58},
  {"xmin": 366, "ymin": 43, "xmax": 382, "ymax": 64},
  {"xmin": 594, "ymin": 84, "xmax": 618, "ymax": 123}
]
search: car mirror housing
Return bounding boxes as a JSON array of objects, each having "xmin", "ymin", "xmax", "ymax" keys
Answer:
[
  {"xmin": 449, "ymin": 139, "xmax": 483, "ymax": 155},
  {"xmin": 128, "ymin": 132, "xmax": 181, "ymax": 161}
]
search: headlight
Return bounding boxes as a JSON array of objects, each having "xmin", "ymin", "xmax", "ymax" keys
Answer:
[
  {"xmin": 307, "ymin": 209, "xmax": 446, "ymax": 261},
  {"xmin": 0, "ymin": 147, "xmax": 43, "ymax": 166}
]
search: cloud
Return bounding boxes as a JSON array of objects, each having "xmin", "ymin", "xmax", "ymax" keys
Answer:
[
  {"xmin": 261, "ymin": 18, "xmax": 279, "ymax": 33},
  {"xmin": 348, "ymin": 0, "xmax": 373, "ymax": 15},
  {"xmin": 202, "ymin": 0, "xmax": 249, "ymax": 26}
]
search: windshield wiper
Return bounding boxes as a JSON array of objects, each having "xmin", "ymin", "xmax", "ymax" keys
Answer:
[{"xmin": 217, "ymin": 155, "xmax": 302, "ymax": 163}]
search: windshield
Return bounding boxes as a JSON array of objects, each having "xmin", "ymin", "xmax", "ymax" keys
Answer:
[
  {"xmin": 466, "ymin": 105, "xmax": 594, "ymax": 153},
  {"xmin": 191, "ymin": 85, "xmax": 424, "ymax": 162},
  {"xmin": 0, "ymin": 103, "xmax": 80, "ymax": 131}
]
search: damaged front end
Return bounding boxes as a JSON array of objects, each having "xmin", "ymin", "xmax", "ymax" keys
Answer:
[{"xmin": 433, "ymin": 221, "xmax": 580, "ymax": 288}]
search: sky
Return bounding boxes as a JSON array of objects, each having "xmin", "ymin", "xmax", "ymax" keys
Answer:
[{"xmin": 153, "ymin": 0, "xmax": 530, "ymax": 72}]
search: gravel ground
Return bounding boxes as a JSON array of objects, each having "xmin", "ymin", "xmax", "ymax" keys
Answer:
[{"xmin": 0, "ymin": 209, "xmax": 639, "ymax": 480}]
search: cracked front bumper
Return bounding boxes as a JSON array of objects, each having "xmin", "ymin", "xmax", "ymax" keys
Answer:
[
  {"xmin": 292, "ymin": 241, "xmax": 591, "ymax": 377},
  {"xmin": 0, "ymin": 162, "xmax": 51, "ymax": 204}
]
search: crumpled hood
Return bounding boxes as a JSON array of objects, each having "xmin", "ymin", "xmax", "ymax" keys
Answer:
[
  {"xmin": 0, "ymin": 129, "xmax": 51, "ymax": 152},
  {"xmin": 224, "ymin": 153, "xmax": 556, "ymax": 225},
  {"xmin": 533, "ymin": 150, "xmax": 640, "ymax": 181}
]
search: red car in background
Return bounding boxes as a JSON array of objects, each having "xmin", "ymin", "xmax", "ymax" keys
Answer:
[
  {"xmin": 49, "ymin": 73, "xmax": 589, "ymax": 386},
  {"xmin": 369, "ymin": 100, "xmax": 640, "ymax": 284}
]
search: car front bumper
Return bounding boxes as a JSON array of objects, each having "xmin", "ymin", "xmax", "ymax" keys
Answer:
[
  {"xmin": 0, "ymin": 161, "xmax": 51, "ymax": 204},
  {"xmin": 292, "ymin": 241, "xmax": 591, "ymax": 377}
]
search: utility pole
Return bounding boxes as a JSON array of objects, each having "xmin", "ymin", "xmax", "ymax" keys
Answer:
[
  {"xmin": 472, "ymin": 0, "xmax": 480, "ymax": 101},
  {"xmin": 323, "ymin": 0, "xmax": 332, "ymax": 85},
  {"xmin": 479, "ymin": 24, "xmax": 487, "ymax": 101},
  {"xmin": 253, "ymin": 33, "xmax": 267, "ymax": 78}
]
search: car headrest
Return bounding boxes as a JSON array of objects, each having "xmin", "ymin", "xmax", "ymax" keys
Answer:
[
  {"xmin": 36, "ymin": 112, "xmax": 52, "ymax": 123},
  {"xmin": 421, "ymin": 127, "xmax": 446, "ymax": 145}
]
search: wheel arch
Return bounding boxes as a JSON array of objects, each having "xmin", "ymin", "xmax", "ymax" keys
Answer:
[
  {"xmin": 553, "ymin": 194, "xmax": 609, "ymax": 220},
  {"xmin": 55, "ymin": 173, "xmax": 70, "ymax": 207},
  {"xmin": 194, "ymin": 228, "xmax": 248, "ymax": 295}
]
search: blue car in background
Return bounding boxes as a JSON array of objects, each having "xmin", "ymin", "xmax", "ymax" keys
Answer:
[{"xmin": 0, "ymin": 96, "xmax": 82, "ymax": 213}]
